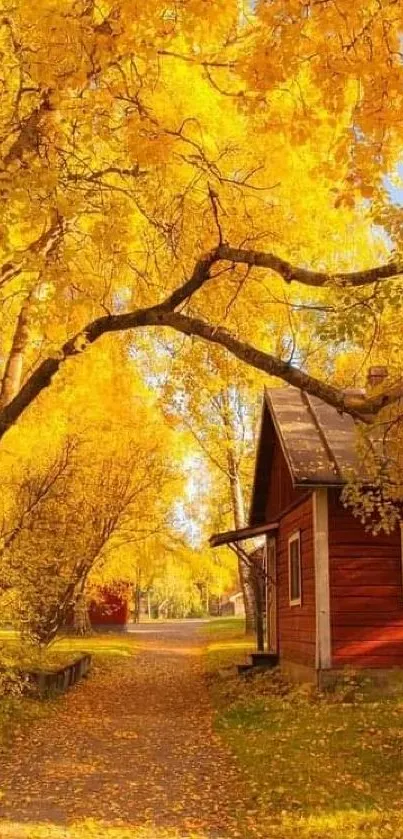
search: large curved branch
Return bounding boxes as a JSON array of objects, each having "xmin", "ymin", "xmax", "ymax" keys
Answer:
[
  {"xmin": 0, "ymin": 299, "xmax": 400, "ymax": 442},
  {"xmin": 0, "ymin": 240, "xmax": 401, "ymax": 440}
]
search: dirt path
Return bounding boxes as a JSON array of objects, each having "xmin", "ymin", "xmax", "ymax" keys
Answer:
[{"xmin": 0, "ymin": 622, "xmax": 252, "ymax": 838}]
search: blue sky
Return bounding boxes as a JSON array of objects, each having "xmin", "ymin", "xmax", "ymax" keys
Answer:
[{"xmin": 384, "ymin": 162, "xmax": 403, "ymax": 207}]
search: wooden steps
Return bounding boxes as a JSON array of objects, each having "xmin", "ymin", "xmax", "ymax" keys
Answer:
[
  {"xmin": 237, "ymin": 651, "xmax": 279, "ymax": 676},
  {"xmin": 250, "ymin": 652, "xmax": 279, "ymax": 667}
]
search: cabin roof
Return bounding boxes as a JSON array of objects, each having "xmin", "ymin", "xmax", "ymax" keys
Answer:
[
  {"xmin": 249, "ymin": 386, "xmax": 364, "ymax": 525},
  {"xmin": 265, "ymin": 386, "xmax": 362, "ymax": 487}
]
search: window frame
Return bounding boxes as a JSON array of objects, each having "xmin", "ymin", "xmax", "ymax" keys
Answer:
[{"xmin": 288, "ymin": 530, "xmax": 302, "ymax": 607}]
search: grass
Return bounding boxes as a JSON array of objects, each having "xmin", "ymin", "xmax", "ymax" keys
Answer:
[
  {"xmin": 54, "ymin": 634, "xmax": 138, "ymax": 659},
  {"xmin": 206, "ymin": 618, "xmax": 403, "ymax": 839},
  {"xmin": 203, "ymin": 616, "xmax": 254, "ymax": 672},
  {"xmin": 204, "ymin": 616, "xmax": 247, "ymax": 637},
  {"xmin": 0, "ymin": 629, "xmax": 138, "ymax": 663}
]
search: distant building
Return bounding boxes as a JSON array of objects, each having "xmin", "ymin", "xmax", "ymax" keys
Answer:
[
  {"xmin": 220, "ymin": 591, "xmax": 246, "ymax": 617},
  {"xmin": 89, "ymin": 589, "xmax": 129, "ymax": 627}
]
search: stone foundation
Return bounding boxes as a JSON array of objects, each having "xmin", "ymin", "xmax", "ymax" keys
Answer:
[
  {"xmin": 318, "ymin": 666, "xmax": 403, "ymax": 696},
  {"xmin": 281, "ymin": 658, "xmax": 403, "ymax": 695},
  {"xmin": 280, "ymin": 659, "xmax": 317, "ymax": 684}
]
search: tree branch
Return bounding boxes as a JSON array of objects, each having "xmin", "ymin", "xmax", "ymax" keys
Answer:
[
  {"xmin": 160, "ymin": 311, "xmax": 380, "ymax": 420},
  {"xmin": 150, "ymin": 242, "xmax": 403, "ymax": 316},
  {"xmin": 0, "ymin": 241, "xmax": 402, "ymax": 440},
  {"xmin": 215, "ymin": 245, "xmax": 403, "ymax": 288},
  {"xmin": 0, "ymin": 306, "xmax": 155, "ymax": 440},
  {"xmin": 160, "ymin": 248, "xmax": 220, "ymax": 311}
]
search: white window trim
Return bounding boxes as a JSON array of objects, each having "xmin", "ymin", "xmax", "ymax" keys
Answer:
[{"xmin": 288, "ymin": 530, "xmax": 302, "ymax": 607}]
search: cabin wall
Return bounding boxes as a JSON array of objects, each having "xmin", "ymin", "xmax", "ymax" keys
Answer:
[
  {"xmin": 328, "ymin": 490, "xmax": 403, "ymax": 668},
  {"xmin": 277, "ymin": 496, "xmax": 316, "ymax": 668},
  {"xmin": 265, "ymin": 437, "xmax": 305, "ymax": 522}
]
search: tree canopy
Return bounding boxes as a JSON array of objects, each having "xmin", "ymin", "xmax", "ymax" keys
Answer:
[{"xmin": 0, "ymin": 0, "xmax": 402, "ymax": 439}]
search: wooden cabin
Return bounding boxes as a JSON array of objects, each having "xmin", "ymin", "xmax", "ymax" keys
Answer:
[{"xmin": 211, "ymin": 384, "xmax": 403, "ymax": 684}]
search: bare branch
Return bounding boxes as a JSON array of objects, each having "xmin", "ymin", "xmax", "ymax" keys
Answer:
[{"xmin": 208, "ymin": 183, "xmax": 224, "ymax": 245}]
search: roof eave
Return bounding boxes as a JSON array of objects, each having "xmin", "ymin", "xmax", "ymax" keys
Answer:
[
  {"xmin": 248, "ymin": 397, "xmax": 271, "ymax": 526},
  {"xmin": 210, "ymin": 521, "xmax": 279, "ymax": 548}
]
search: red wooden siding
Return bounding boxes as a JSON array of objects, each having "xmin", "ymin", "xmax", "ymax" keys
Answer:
[
  {"xmin": 89, "ymin": 589, "xmax": 129, "ymax": 626},
  {"xmin": 276, "ymin": 496, "xmax": 316, "ymax": 667},
  {"xmin": 328, "ymin": 489, "xmax": 403, "ymax": 668},
  {"xmin": 265, "ymin": 436, "xmax": 305, "ymax": 522}
]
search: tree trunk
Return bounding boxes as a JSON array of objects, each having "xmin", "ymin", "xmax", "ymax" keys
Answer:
[
  {"xmin": 222, "ymin": 394, "xmax": 264, "ymax": 645},
  {"xmin": 0, "ymin": 294, "xmax": 33, "ymax": 408},
  {"xmin": 72, "ymin": 591, "xmax": 92, "ymax": 636},
  {"xmin": 237, "ymin": 549, "xmax": 257, "ymax": 633},
  {"xmin": 226, "ymin": 445, "xmax": 256, "ymax": 633},
  {"xmin": 157, "ymin": 599, "xmax": 169, "ymax": 618},
  {"xmin": 249, "ymin": 547, "xmax": 265, "ymax": 651},
  {"xmin": 133, "ymin": 583, "xmax": 141, "ymax": 623},
  {"xmin": 29, "ymin": 565, "xmax": 93, "ymax": 645}
]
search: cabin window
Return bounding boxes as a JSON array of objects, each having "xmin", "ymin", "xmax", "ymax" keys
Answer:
[{"xmin": 288, "ymin": 531, "xmax": 302, "ymax": 606}]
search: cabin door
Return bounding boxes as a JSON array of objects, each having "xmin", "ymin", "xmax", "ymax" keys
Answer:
[{"xmin": 265, "ymin": 537, "xmax": 278, "ymax": 654}]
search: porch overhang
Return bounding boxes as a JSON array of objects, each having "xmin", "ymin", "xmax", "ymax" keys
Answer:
[{"xmin": 209, "ymin": 521, "xmax": 279, "ymax": 548}]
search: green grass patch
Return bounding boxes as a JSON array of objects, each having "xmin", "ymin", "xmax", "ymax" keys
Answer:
[
  {"xmin": 204, "ymin": 616, "xmax": 254, "ymax": 672},
  {"xmin": 207, "ymin": 622, "xmax": 403, "ymax": 839},
  {"xmin": 53, "ymin": 633, "xmax": 138, "ymax": 659},
  {"xmin": 205, "ymin": 616, "xmax": 247, "ymax": 637},
  {"xmin": 0, "ymin": 630, "xmax": 138, "ymax": 667}
]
